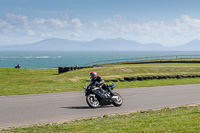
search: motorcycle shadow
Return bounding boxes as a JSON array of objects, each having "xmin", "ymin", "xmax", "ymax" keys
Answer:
[{"xmin": 61, "ymin": 105, "xmax": 114, "ymax": 109}]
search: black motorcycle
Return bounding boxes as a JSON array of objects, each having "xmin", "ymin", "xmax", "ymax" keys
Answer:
[{"xmin": 83, "ymin": 82, "xmax": 123, "ymax": 108}]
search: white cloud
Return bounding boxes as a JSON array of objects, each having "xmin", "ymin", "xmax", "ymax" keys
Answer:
[
  {"xmin": 181, "ymin": 14, "xmax": 200, "ymax": 28},
  {"xmin": 83, "ymin": 14, "xmax": 200, "ymax": 45},
  {"xmin": 0, "ymin": 20, "xmax": 9, "ymax": 28},
  {"xmin": 1, "ymin": 13, "xmax": 200, "ymax": 46},
  {"xmin": 92, "ymin": 22, "xmax": 98, "ymax": 28},
  {"xmin": 0, "ymin": 13, "xmax": 85, "ymax": 43},
  {"xmin": 5, "ymin": 13, "xmax": 28, "ymax": 27},
  {"xmin": 87, "ymin": 14, "xmax": 200, "ymax": 46},
  {"xmin": 0, "ymin": 13, "xmax": 85, "ymax": 31},
  {"xmin": 103, "ymin": 18, "xmax": 113, "ymax": 25},
  {"xmin": 72, "ymin": 18, "xmax": 83, "ymax": 27},
  {"xmin": 40, "ymin": 33, "xmax": 52, "ymax": 38},
  {"xmin": 26, "ymin": 30, "xmax": 35, "ymax": 36},
  {"xmin": 33, "ymin": 18, "xmax": 68, "ymax": 29},
  {"xmin": 33, "ymin": 19, "xmax": 46, "ymax": 25},
  {"xmin": 114, "ymin": 15, "xmax": 122, "ymax": 20}
]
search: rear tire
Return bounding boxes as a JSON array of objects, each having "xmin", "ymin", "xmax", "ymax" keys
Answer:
[
  {"xmin": 112, "ymin": 92, "xmax": 123, "ymax": 107},
  {"xmin": 86, "ymin": 94, "xmax": 99, "ymax": 108}
]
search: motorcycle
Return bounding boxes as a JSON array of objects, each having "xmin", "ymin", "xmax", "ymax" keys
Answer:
[{"xmin": 83, "ymin": 82, "xmax": 123, "ymax": 108}]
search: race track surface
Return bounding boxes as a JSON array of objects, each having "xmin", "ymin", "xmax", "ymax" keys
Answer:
[{"xmin": 0, "ymin": 84, "xmax": 200, "ymax": 129}]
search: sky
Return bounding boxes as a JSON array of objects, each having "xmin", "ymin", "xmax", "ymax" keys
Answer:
[{"xmin": 1, "ymin": 0, "xmax": 200, "ymax": 46}]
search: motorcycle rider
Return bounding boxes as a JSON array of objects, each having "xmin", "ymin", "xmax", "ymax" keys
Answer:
[
  {"xmin": 90, "ymin": 72, "xmax": 114, "ymax": 95},
  {"xmin": 90, "ymin": 72, "xmax": 104, "ymax": 87}
]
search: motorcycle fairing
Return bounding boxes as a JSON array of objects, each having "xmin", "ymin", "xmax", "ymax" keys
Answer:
[{"xmin": 92, "ymin": 87, "xmax": 108, "ymax": 99}]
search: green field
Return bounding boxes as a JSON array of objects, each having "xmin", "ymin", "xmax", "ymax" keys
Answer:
[
  {"xmin": 1, "ymin": 60, "xmax": 200, "ymax": 96},
  {"xmin": 2, "ymin": 105, "xmax": 200, "ymax": 132},
  {"xmin": 1, "ymin": 60, "xmax": 200, "ymax": 132}
]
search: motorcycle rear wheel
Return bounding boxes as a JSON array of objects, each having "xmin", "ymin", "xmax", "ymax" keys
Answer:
[
  {"xmin": 112, "ymin": 92, "xmax": 123, "ymax": 107},
  {"xmin": 86, "ymin": 94, "xmax": 99, "ymax": 108}
]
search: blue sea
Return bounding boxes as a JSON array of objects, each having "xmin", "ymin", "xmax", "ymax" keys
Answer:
[{"xmin": 0, "ymin": 51, "xmax": 200, "ymax": 68}]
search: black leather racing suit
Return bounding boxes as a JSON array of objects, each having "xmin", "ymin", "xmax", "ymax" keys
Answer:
[
  {"xmin": 90, "ymin": 76, "xmax": 104, "ymax": 87},
  {"xmin": 90, "ymin": 76, "xmax": 113, "ymax": 95}
]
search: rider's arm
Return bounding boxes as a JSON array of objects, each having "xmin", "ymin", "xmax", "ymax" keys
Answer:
[{"xmin": 97, "ymin": 76, "xmax": 104, "ymax": 86}]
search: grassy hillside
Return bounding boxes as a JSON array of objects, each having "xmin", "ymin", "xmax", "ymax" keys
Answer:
[{"xmin": 1, "ymin": 61, "xmax": 200, "ymax": 96}]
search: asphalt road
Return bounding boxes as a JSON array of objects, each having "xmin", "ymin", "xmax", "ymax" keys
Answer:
[{"xmin": 1, "ymin": 84, "xmax": 200, "ymax": 129}]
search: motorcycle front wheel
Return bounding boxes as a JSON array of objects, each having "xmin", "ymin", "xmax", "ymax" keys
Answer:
[
  {"xmin": 112, "ymin": 92, "xmax": 123, "ymax": 107},
  {"xmin": 86, "ymin": 94, "xmax": 99, "ymax": 108}
]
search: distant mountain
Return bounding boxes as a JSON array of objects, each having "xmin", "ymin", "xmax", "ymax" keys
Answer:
[
  {"xmin": 0, "ymin": 38, "xmax": 200, "ymax": 51},
  {"xmin": 0, "ymin": 38, "xmax": 165, "ymax": 51},
  {"xmin": 87, "ymin": 38, "xmax": 166, "ymax": 51},
  {"xmin": 0, "ymin": 38, "xmax": 88, "ymax": 51},
  {"xmin": 173, "ymin": 39, "xmax": 200, "ymax": 51},
  {"xmin": 86, "ymin": 38, "xmax": 142, "ymax": 50}
]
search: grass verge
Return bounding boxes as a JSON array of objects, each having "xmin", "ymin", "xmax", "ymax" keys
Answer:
[{"xmin": 1, "ymin": 105, "xmax": 200, "ymax": 132}]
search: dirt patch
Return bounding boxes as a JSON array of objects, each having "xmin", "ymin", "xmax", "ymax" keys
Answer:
[
  {"xmin": 68, "ymin": 79, "xmax": 79, "ymax": 82},
  {"xmin": 104, "ymin": 75, "xmax": 121, "ymax": 78},
  {"xmin": 119, "ymin": 68, "xmax": 133, "ymax": 73}
]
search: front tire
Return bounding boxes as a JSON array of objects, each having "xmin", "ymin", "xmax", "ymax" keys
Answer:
[
  {"xmin": 112, "ymin": 92, "xmax": 123, "ymax": 107},
  {"xmin": 86, "ymin": 94, "xmax": 99, "ymax": 108}
]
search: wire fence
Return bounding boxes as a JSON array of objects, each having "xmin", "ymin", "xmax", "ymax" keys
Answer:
[{"xmin": 84, "ymin": 55, "xmax": 200, "ymax": 66}]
